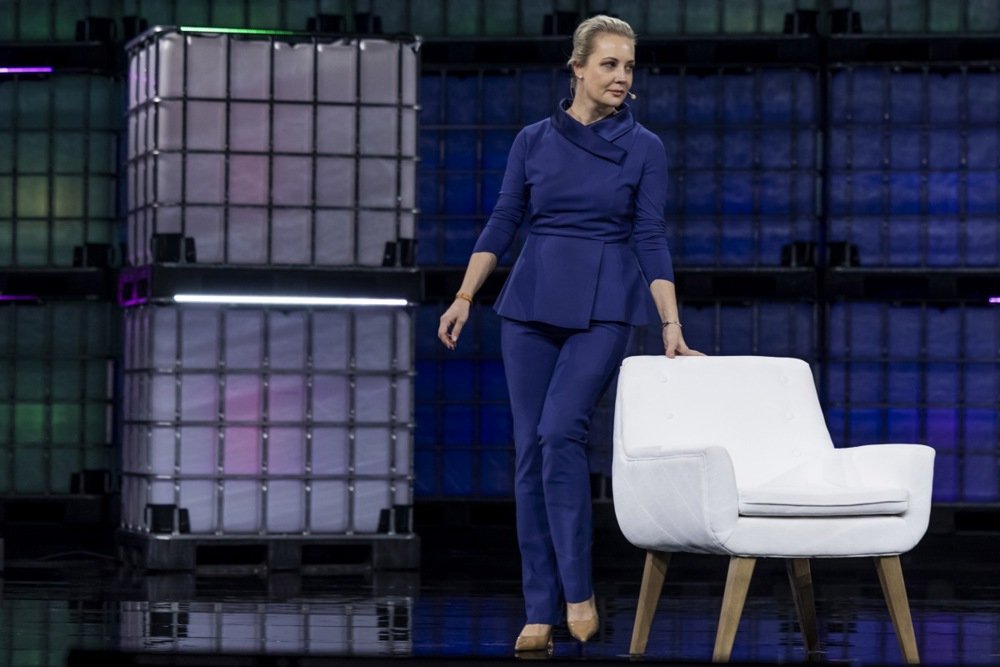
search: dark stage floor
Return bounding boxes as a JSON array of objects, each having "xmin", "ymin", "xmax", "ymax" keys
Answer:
[{"xmin": 0, "ymin": 507, "xmax": 998, "ymax": 666}]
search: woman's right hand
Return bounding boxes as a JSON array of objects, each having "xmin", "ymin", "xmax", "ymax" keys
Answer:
[{"xmin": 438, "ymin": 299, "xmax": 471, "ymax": 350}]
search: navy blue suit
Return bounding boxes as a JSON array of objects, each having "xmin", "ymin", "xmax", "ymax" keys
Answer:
[{"xmin": 473, "ymin": 100, "xmax": 675, "ymax": 624}]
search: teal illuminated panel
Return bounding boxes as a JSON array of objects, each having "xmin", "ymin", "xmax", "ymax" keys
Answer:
[
  {"xmin": 0, "ymin": 74, "xmax": 120, "ymax": 267},
  {"xmin": 724, "ymin": 1, "xmax": 760, "ymax": 33},
  {"xmin": 647, "ymin": 1, "xmax": 683, "ymax": 34},
  {"xmin": 967, "ymin": 0, "xmax": 1000, "ymax": 31},
  {"xmin": 15, "ymin": 1, "xmax": 53, "ymax": 40},
  {"xmin": 447, "ymin": 0, "xmax": 479, "ymax": 36},
  {"xmin": 889, "ymin": 0, "xmax": 928, "ymax": 32},
  {"xmin": 16, "ymin": 0, "xmax": 991, "ymax": 40},
  {"xmin": 483, "ymin": 0, "xmax": 518, "ymax": 35},
  {"xmin": 846, "ymin": 0, "xmax": 990, "ymax": 33},
  {"xmin": 685, "ymin": 0, "xmax": 722, "ymax": 34},
  {"xmin": 370, "ymin": 0, "xmax": 410, "ymax": 34},
  {"xmin": 929, "ymin": 0, "xmax": 962, "ymax": 31},
  {"xmin": 0, "ymin": 302, "xmax": 116, "ymax": 495}
]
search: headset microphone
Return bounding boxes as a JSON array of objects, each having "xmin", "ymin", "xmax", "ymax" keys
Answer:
[{"xmin": 627, "ymin": 90, "xmax": 637, "ymax": 100}]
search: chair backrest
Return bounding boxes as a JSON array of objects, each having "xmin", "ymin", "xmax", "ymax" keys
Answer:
[{"xmin": 614, "ymin": 355, "xmax": 835, "ymax": 489}]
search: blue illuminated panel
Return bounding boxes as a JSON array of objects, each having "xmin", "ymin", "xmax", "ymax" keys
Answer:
[
  {"xmin": 829, "ymin": 67, "xmax": 999, "ymax": 267},
  {"xmin": 825, "ymin": 303, "xmax": 1000, "ymax": 503},
  {"xmin": 419, "ymin": 67, "xmax": 819, "ymax": 269}
]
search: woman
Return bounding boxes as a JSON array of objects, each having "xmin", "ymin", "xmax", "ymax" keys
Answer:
[{"xmin": 438, "ymin": 15, "xmax": 701, "ymax": 653}]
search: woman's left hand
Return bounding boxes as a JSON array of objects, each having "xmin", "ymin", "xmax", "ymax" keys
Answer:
[{"xmin": 662, "ymin": 324, "xmax": 704, "ymax": 358}]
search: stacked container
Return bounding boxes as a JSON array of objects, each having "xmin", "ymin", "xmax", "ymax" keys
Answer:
[
  {"xmin": 0, "ymin": 74, "xmax": 118, "ymax": 266},
  {"xmin": 126, "ymin": 29, "xmax": 417, "ymax": 267},
  {"xmin": 0, "ymin": 69, "xmax": 120, "ymax": 509},
  {"xmin": 826, "ymin": 65, "xmax": 1000, "ymax": 502},
  {"xmin": 120, "ymin": 306, "xmax": 413, "ymax": 535},
  {"xmin": 415, "ymin": 62, "xmax": 821, "ymax": 497},
  {"xmin": 0, "ymin": 301, "xmax": 116, "ymax": 495},
  {"xmin": 120, "ymin": 27, "xmax": 419, "ymax": 566}
]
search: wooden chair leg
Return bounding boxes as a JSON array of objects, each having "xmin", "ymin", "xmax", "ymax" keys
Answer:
[
  {"xmin": 786, "ymin": 558, "xmax": 820, "ymax": 654},
  {"xmin": 629, "ymin": 550, "xmax": 670, "ymax": 655},
  {"xmin": 875, "ymin": 556, "xmax": 920, "ymax": 664},
  {"xmin": 712, "ymin": 556, "xmax": 756, "ymax": 663}
]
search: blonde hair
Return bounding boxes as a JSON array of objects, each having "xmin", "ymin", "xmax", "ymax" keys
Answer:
[{"xmin": 566, "ymin": 15, "xmax": 636, "ymax": 91}]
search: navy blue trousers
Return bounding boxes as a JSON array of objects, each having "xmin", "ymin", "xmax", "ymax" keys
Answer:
[{"xmin": 500, "ymin": 318, "xmax": 631, "ymax": 624}]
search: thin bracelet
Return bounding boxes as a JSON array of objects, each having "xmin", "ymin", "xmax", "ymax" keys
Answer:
[
  {"xmin": 661, "ymin": 320, "xmax": 682, "ymax": 329},
  {"xmin": 455, "ymin": 292, "xmax": 473, "ymax": 304}
]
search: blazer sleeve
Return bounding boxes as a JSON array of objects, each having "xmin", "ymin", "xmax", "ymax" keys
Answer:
[
  {"xmin": 632, "ymin": 133, "xmax": 675, "ymax": 284},
  {"xmin": 472, "ymin": 129, "xmax": 528, "ymax": 258}
]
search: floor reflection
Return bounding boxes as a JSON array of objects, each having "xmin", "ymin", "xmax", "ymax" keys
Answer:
[
  {"xmin": 121, "ymin": 598, "xmax": 412, "ymax": 655},
  {"xmin": 1, "ymin": 561, "xmax": 1000, "ymax": 665}
]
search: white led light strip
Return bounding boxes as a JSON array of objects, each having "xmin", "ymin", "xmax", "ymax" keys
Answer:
[{"xmin": 173, "ymin": 294, "xmax": 409, "ymax": 307}]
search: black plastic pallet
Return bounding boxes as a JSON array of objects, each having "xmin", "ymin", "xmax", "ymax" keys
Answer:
[
  {"xmin": 128, "ymin": 569, "xmax": 421, "ymax": 601},
  {"xmin": 117, "ymin": 530, "xmax": 420, "ymax": 575},
  {"xmin": 0, "ymin": 494, "xmax": 113, "ymax": 525}
]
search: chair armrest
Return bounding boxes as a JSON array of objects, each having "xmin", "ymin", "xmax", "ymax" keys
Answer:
[
  {"xmin": 612, "ymin": 446, "xmax": 739, "ymax": 554},
  {"xmin": 832, "ymin": 444, "xmax": 936, "ymax": 542},
  {"xmin": 833, "ymin": 444, "xmax": 935, "ymax": 492}
]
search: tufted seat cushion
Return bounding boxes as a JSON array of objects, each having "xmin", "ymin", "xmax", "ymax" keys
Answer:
[{"xmin": 739, "ymin": 484, "xmax": 909, "ymax": 517}]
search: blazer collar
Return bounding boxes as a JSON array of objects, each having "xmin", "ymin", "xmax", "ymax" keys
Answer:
[{"xmin": 551, "ymin": 99, "xmax": 634, "ymax": 164}]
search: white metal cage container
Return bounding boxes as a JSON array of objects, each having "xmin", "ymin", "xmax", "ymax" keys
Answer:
[
  {"xmin": 121, "ymin": 303, "xmax": 414, "ymax": 536},
  {"xmin": 125, "ymin": 28, "xmax": 419, "ymax": 267}
]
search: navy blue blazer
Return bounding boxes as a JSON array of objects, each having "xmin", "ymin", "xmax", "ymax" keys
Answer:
[{"xmin": 473, "ymin": 100, "xmax": 675, "ymax": 329}]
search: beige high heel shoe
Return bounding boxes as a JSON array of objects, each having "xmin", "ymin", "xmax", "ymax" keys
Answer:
[
  {"xmin": 566, "ymin": 595, "xmax": 598, "ymax": 643},
  {"xmin": 514, "ymin": 624, "xmax": 553, "ymax": 654}
]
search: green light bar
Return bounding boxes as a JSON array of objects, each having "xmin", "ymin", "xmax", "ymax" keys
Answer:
[{"xmin": 179, "ymin": 26, "xmax": 301, "ymax": 36}]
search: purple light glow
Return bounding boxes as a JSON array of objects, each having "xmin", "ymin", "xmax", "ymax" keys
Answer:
[
  {"xmin": 0, "ymin": 295, "xmax": 39, "ymax": 302},
  {"xmin": 990, "ymin": 297, "xmax": 1000, "ymax": 304},
  {"xmin": 0, "ymin": 67, "xmax": 53, "ymax": 74},
  {"xmin": 117, "ymin": 266, "xmax": 152, "ymax": 308},
  {"xmin": 119, "ymin": 295, "xmax": 149, "ymax": 308}
]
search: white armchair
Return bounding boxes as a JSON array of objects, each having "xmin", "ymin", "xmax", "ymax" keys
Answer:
[{"xmin": 613, "ymin": 355, "xmax": 935, "ymax": 663}]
